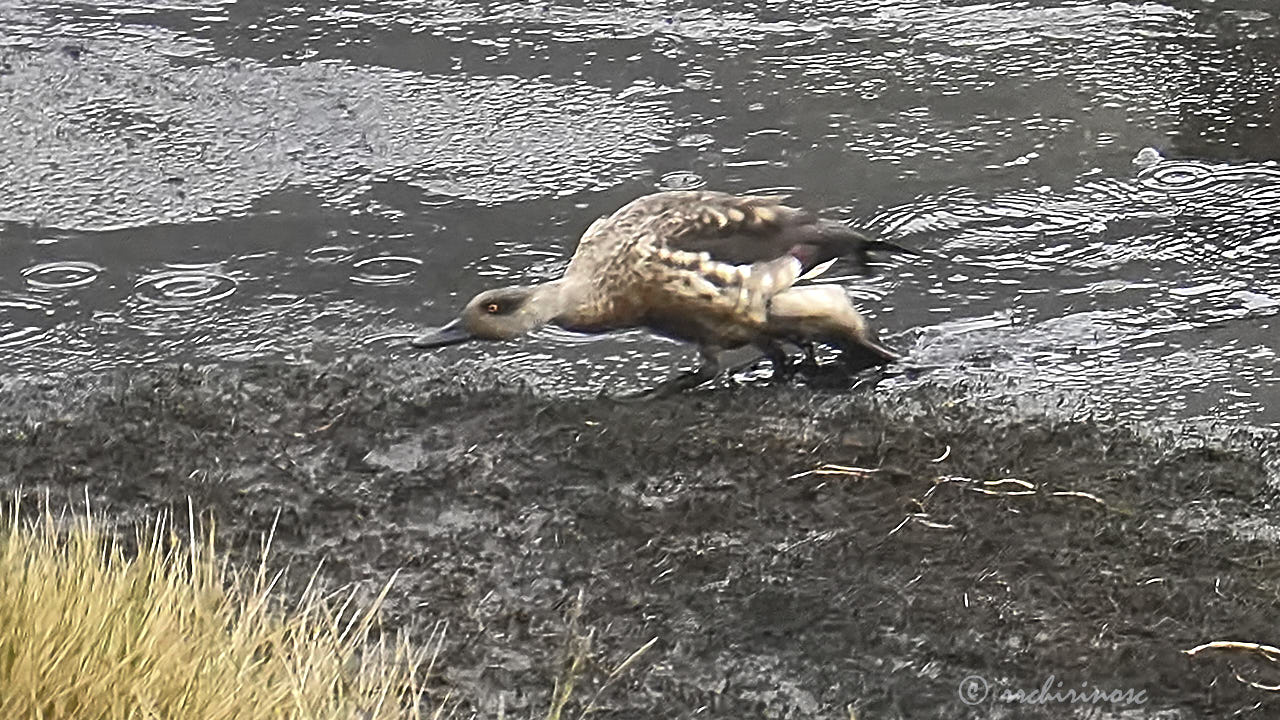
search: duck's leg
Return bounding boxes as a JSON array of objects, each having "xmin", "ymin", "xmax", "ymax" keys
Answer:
[
  {"xmin": 760, "ymin": 340, "xmax": 792, "ymax": 377},
  {"xmin": 654, "ymin": 346, "xmax": 723, "ymax": 396},
  {"xmin": 758, "ymin": 339, "xmax": 804, "ymax": 379},
  {"xmin": 796, "ymin": 340, "xmax": 820, "ymax": 367},
  {"xmin": 726, "ymin": 339, "xmax": 791, "ymax": 378},
  {"xmin": 617, "ymin": 346, "xmax": 723, "ymax": 401}
]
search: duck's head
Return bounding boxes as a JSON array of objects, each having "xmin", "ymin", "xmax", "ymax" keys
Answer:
[{"xmin": 410, "ymin": 285, "xmax": 555, "ymax": 348}]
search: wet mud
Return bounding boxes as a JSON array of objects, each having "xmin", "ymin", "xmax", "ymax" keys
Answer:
[{"xmin": 1, "ymin": 359, "xmax": 1277, "ymax": 719}]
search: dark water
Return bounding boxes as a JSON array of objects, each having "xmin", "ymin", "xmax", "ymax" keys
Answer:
[{"xmin": 1, "ymin": 0, "xmax": 1277, "ymax": 428}]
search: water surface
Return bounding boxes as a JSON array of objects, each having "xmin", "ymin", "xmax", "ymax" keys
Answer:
[{"xmin": 1, "ymin": 0, "xmax": 1277, "ymax": 428}]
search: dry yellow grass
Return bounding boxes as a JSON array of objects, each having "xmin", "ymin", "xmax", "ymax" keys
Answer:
[{"xmin": 0, "ymin": 502, "xmax": 430, "ymax": 720}]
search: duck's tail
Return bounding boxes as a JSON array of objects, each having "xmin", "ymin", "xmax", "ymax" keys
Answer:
[{"xmin": 798, "ymin": 221, "xmax": 923, "ymax": 276}]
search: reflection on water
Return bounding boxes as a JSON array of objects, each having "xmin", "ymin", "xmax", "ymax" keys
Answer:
[{"xmin": 0, "ymin": 0, "xmax": 1277, "ymax": 429}]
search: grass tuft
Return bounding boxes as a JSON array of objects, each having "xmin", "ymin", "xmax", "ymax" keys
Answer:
[{"xmin": 0, "ymin": 501, "xmax": 427, "ymax": 720}]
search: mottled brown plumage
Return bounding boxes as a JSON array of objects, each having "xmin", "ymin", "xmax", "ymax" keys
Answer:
[{"xmin": 412, "ymin": 190, "xmax": 902, "ymax": 396}]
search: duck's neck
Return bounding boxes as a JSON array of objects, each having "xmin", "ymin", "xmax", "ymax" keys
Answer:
[
  {"xmin": 525, "ymin": 280, "xmax": 574, "ymax": 326},
  {"xmin": 529, "ymin": 279, "xmax": 592, "ymax": 331}
]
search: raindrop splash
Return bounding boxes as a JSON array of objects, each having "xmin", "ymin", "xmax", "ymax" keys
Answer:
[
  {"xmin": 307, "ymin": 245, "xmax": 356, "ymax": 264},
  {"xmin": 350, "ymin": 255, "xmax": 423, "ymax": 286},
  {"xmin": 134, "ymin": 269, "xmax": 238, "ymax": 310},
  {"xmin": 0, "ymin": 295, "xmax": 54, "ymax": 349},
  {"xmin": 657, "ymin": 171, "xmax": 707, "ymax": 191},
  {"xmin": 1139, "ymin": 161, "xmax": 1218, "ymax": 193},
  {"xmin": 21, "ymin": 260, "xmax": 104, "ymax": 291}
]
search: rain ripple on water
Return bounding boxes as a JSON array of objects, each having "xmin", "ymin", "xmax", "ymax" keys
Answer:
[
  {"xmin": 0, "ymin": 295, "xmax": 55, "ymax": 349},
  {"xmin": 21, "ymin": 260, "xmax": 104, "ymax": 291},
  {"xmin": 0, "ymin": 29, "xmax": 672, "ymax": 230},
  {"xmin": 350, "ymin": 256, "xmax": 423, "ymax": 286},
  {"xmin": 657, "ymin": 171, "xmax": 707, "ymax": 191},
  {"xmin": 133, "ymin": 268, "xmax": 238, "ymax": 310},
  {"xmin": 880, "ymin": 153, "xmax": 1280, "ymax": 427}
]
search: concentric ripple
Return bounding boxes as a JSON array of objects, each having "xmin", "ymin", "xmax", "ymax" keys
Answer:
[
  {"xmin": 134, "ymin": 269, "xmax": 238, "ymax": 310},
  {"xmin": 0, "ymin": 295, "xmax": 54, "ymax": 348},
  {"xmin": 21, "ymin": 260, "xmax": 104, "ymax": 290},
  {"xmin": 657, "ymin": 171, "xmax": 707, "ymax": 191},
  {"xmin": 350, "ymin": 255, "xmax": 423, "ymax": 286},
  {"xmin": 1138, "ymin": 161, "xmax": 1219, "ymax": 193},
  {"xmin": 306, "ymin": 245, "xmax": 358, "ymax": 264}
]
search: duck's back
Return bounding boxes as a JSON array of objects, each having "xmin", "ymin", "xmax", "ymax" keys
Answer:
[{"xmin": 561, "ymin": 191, "xmax": 871, "ymax": 346}]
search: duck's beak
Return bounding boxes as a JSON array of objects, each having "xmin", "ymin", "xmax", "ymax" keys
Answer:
[{"xmin": 409, "ymin": 318, "xmax": 474, "ymax": 348}]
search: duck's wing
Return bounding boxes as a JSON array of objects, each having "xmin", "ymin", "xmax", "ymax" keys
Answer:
[{"xmin": 652, "ymin": 192, "xmax": 881, "ymax": 275}]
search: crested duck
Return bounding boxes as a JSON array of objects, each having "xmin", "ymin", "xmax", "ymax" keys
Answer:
[{"xmin": 412, "ymin": 190, "xmax": 905, "ymax": 396}]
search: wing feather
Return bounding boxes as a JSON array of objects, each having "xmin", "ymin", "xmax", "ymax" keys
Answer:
[{"xmin": 642, "ymin": 191, "xmax": 876, "ymax": 273}]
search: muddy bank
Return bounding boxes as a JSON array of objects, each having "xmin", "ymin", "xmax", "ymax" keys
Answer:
[{"xmin": 1, "ymin": 359, "xmax": 1277, "ymax": 719}]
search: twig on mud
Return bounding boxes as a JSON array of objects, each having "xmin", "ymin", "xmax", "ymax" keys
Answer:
[
  {"xmin": 1235, "ymin": 674, "xmax": 1280, "ymax": 692},
  {"xmin": 968, "ymin": 477, "xmax": 1036, "ymax": 496},
  {"xmin": 1184, "ymin": 640, "xmax": 1280, "ymax": 661},
  {"xmin": 1184, "ymin": 641, "xmax": 1280, "ymax": 693},
  {"xmin": 887, "ymin": 513, "xmax": 956, "ymax": 537},
  {"xmin": 911, "ymin": 516, "xmax": 956, "ymax": 530},
  {"xmin": 311, "ymin": 411, "xmax": 346, "ymax": 433},
  {"xmin": 291, "ymin": 410, "xmax": 347, "ymax": 437},
  {"xmin": 898, "ymin": 475, "xmax": 1114, "ymax": 539},
  {"xmin": 781, "ymin": 529, "xmax": 839, "ymax": 553},
  {"xmin": 922, "ymin": 474, "xmax": 1034, "ymax": 500},
  {"xmin": 289, "ymin": 407, "xmax": 348, "ymax": 435},
  {"xmin": 922, "ymin": 475, "xmax": 959, "ymax": 501},
  {"xmin": 1049, "ymin": 490, "xmax": 1107, "ymax": 506},
  {"xmin": 788, "ymin": 463, "xmax": 880, "ymax": 480},
  {"xmin": 887, "ymin": 516, "xmax": 911, "ymax": 536},
  {"xmin": 931, "ymin": 445, "xmax": 951, "ymax": 463},
  {"xmin": 930, "ymin": 475, "xmax": 1111, "ymax": 507}
]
